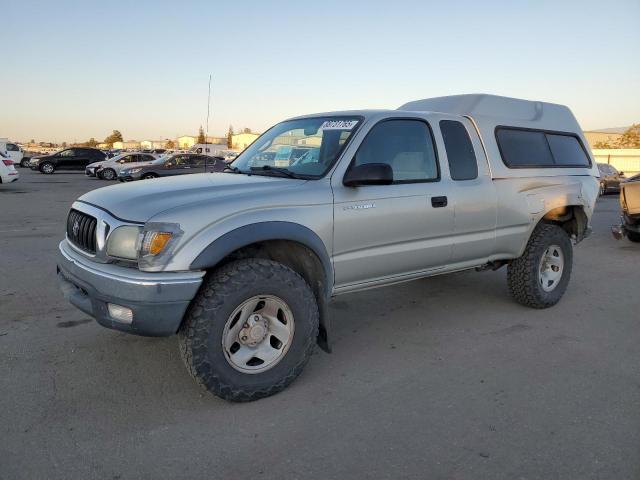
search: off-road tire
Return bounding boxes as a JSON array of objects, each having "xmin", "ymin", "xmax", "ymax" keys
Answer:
[
  {"xmin": 100, "ymin": 168, "xmax": 116, "ymax": 180},
  {"xmin": 178, "ymin": 259, "xmax": 319, "ymax": 402},
  {"xmin": 507, "ymin": 223, "xmax": 573, "ymax": 309},
  {"xmin": 627, "ymin": 231, "xmax": 640, "ymax": 243},
  {"xmin": 40, "ymin": 162, "xmax": 55, "ymax": 174}
]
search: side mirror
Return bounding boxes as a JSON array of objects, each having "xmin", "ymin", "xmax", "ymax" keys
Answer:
[
  {"xmin": 343, "ymin": 163, "xmax": 393, "ymax": 187},
  {"xmin": 619, "ymin": 171, "xmax": 625, "ymax": 176}
]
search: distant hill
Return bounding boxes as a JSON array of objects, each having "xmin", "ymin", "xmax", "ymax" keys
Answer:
[{"xmin": 588, "ymin": 126, "xmax": 630, "ymax": 134}]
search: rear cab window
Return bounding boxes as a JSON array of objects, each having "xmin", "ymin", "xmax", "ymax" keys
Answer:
[{"xmin": 440, "ymin": 120, "xmax": 478, "ymax": 180}]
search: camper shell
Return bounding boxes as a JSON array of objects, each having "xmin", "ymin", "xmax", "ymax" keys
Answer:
[{"xmin": 398, "ymin": 94, "xmax": 598, "ymax": 179}]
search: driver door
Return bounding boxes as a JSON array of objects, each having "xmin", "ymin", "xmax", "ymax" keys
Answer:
[
  {"xmin": 57, "ymin": 149, "xmax": 78, "ymax": 170},
  {"xmin": 332, "ymin": 118, "xmax": 455, "ymax": 288}
]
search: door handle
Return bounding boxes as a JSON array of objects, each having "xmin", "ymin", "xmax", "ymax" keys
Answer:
[{"xmin": 431, "ymin": 196, "xmax": 448, "ymax": 208}]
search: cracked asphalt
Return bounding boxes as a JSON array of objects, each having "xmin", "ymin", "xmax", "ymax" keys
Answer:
[{"xmin": 1, "ymin": 169, "xmax": 639, "ymax": 479}]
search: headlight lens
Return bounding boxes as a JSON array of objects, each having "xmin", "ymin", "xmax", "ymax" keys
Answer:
[{"xmin": 106, "ymin": 226, "xmax": 142, "ymax": 260}]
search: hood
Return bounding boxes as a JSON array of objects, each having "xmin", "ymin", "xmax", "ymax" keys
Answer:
[{"xmin": 78, "ymin": 172, "xmax": 304, "ymax": 222}]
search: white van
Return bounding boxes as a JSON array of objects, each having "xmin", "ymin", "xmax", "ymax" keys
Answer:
[{"xmin": 189, "ymin": 143, "xmax": 227, "ymax": 157}]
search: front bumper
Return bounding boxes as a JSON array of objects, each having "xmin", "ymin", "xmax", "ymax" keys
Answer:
[{"xmin": 57, "ymin": 240, "xmax": 204, "ymax": 336}]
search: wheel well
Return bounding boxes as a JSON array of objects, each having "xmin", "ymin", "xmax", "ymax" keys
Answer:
[
  {"xmin": 542, "ymin": 205, "xmax": 589, "ymax": 242},
  {"xmin": 213, "ymin": 240, "xmax": 331, "ymax": 351}
]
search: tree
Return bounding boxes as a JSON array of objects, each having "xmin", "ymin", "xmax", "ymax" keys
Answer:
[
  {"xmin": 165, "ymin": 139, "xmax": 175, "ymax": 149},
  {"xmin": 227, "ymin": 125, "xmax": 234, "ymax": 149},
  {"xmin": 86, "ymin": 137, "xmax": 98, "ymax": 147},
  {"xmin": 243, "ymin": 127, "xmax": 252, "ymax": 134},
  {"xmin": 618, "ymin": 124, "xmax": 640, "ymax": 148},
  {"xmin": 593, "ymin": 140, "xmax": 614, "ymax": 149},
  {"xmin": 61, "ymin": 141, "xmax": 67, "ymax": 148},
  {"xmin": 29, "ymin": 139, "xmax": 35, "ymax": 144},
  {"xmin": 104, "ymin": 130, "xmax": 123, "ymax": 146},
  {"xmin": 197, "ymin": 126, "xmax": 206, "ymax": 144}
]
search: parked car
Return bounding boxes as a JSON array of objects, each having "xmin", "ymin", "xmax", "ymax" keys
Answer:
[
  {"xmin": 30, "ymin": 147, "xmax": 106, "ymax": 174},
  {"xmin": 86, "ymin": 152, "xmax": 158, "ymax": 180},
  {"xmin": 0, "ymin": 151, "xmax": 19, "ymax": 183},
  {"xmin": 597, "ymin": 163, "xmax": 625, "ymax": 195},
  {"xmin": 0, "ymin": 139, "xmax": 25, "ymax": 167},
  {"xmin": 612, "ymin": 175, "xmax": 640, "ymax": 242},
  {"xmin": 58, "ymin": 94, "xmax": 599, "ymax": 402},
  {"xmin": 118, "ymin": 153, "xmax": 225, "ymax": 181}
]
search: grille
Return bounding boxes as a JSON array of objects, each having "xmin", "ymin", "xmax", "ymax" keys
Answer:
[{"xmin": 66, "ymin": 209, "xmax": 98, "ymax": 254}]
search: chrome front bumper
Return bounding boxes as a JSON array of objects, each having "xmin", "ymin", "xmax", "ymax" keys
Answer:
[{"xmin": 57, "ymin": 240, "xmax": 204, "ymax": 336}]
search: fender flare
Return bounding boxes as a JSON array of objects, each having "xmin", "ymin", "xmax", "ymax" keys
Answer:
[{"xmin": 189, "ymin": 222, "xmax": 333, "ymax": 289}]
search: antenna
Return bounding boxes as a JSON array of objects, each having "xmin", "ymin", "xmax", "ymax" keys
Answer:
[{"xmin": 205, "ymin": 74, "xmax": 212, "ymax": 155}]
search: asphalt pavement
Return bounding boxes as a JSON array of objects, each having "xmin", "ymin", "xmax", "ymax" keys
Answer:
[{"xmin": 1, "ymin": 169, "xmax": 638, "ymax": 479}]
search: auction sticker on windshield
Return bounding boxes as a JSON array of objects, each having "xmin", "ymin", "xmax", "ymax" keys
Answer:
[{"xmin": 320, "ymin": 120, "xmax": 359, "ymax": 130}]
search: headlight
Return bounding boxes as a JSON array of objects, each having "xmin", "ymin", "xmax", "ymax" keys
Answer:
[
  {"xmin": 106, "ymin": 226, "xmax": 142, "ymax": 260},
  {"xmin": 138, "ymin": 222, "xmax": 183, "ymax": 270}
]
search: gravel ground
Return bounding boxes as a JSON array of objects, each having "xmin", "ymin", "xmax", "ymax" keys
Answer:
[{"xmin": 1, "ymin": 169, "xmax": 638, "ymax": 479}]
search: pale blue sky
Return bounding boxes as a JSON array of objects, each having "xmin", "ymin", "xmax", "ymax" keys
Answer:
[{"xmin": 2, "ymin": 0, "xmax": 638, "ymax": 142}]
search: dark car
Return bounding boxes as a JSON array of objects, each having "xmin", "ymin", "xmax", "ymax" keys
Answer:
[
  {"xmin": 597, "ymin": 163, "xmax": 625, "ymax": 195},
  {"xmin": 118, "ymin": 153, "xmax": 226, "ymax": 181},
  {"xmin": 30, "ymin": 147, "xmax": 107, "ymax": 174}
]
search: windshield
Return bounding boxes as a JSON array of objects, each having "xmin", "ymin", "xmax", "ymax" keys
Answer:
[{"xmin": 231, "ymin": 117, "xmax": 361, "ymax": 178}]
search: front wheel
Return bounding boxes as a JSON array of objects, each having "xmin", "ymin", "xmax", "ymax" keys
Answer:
[
  {"xmin": 179, "ymin": 259, "xmax": 319, "ymax": 402},
  {"xmin": 20, "ymin": 159, "xmax": 30, "ymax": 168},
  {"xmin": 507, "ymin": 223, "xmax": 573, "ymax": 309}
]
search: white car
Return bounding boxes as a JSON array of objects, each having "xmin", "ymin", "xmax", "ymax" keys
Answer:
[
  {"xmin": 0, "ymin": 151, "xmax": 19, "ymax": 184},
  {"xmin": 0, "ymin": 139, "xmax": 25, "ymax": 167},
  {"xmin": 86, "ymin": 152, "xmax": 158, "ymax": 180}
]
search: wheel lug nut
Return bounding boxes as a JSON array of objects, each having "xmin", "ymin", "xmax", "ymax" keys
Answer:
[
  {"xmin": 241, "ymin": 335, "xmax": 248, "ymax": 341},
  {"xmin": 254, "ymin": 315, "xmax": 259, "ymax": 321}
]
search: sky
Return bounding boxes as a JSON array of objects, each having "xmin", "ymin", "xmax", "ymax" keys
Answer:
[{"xmin": 1, "ymin": 0, "xmax": 639, "ymax": 143}]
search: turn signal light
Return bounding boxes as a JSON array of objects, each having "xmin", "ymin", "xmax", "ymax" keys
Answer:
[{"xmin": 144, "ymin": 232, "xmax": 173, "ymax": 255}]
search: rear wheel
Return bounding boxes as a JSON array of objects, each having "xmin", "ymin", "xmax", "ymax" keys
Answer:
[
  {"xmin": 40, "ymin": 162, "xmax": 55, "ymax": 174},
  {"xmin": 627, "ymin": 231, "xmax": 640, "ymax": 243},
  {"xmin": 141, "ymin": 173, "xmax": 157, "ymax": 180},
  {"xmin": 100, "ymin": 168, "xmax": 116, "ymax": 180},
  {"xmin": 179, "ymin": 259, "xmax": 319, "ymax": 402},
  {"xmin": 507, "ymin": 223, "xmax": 573, "ymax": 308}
]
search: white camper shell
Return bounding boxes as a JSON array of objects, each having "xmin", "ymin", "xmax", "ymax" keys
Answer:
[{"xmin": 398, "ymin": 94, "xmax": 598, "ymax": 179}]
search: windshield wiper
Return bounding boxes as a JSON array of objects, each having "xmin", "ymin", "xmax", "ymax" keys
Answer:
[
  {"xmin": 223, "ymin": 165, "xmax": 242, "ymax": 174},
  {"xmin": 250, "ymin": 165, "xmax": 299, "ymax": 178}
]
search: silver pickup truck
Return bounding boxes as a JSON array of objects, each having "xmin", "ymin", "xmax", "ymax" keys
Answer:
[{"xmin": 58, "ymin": 94, "xmax": 599, "ymax": 401}]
